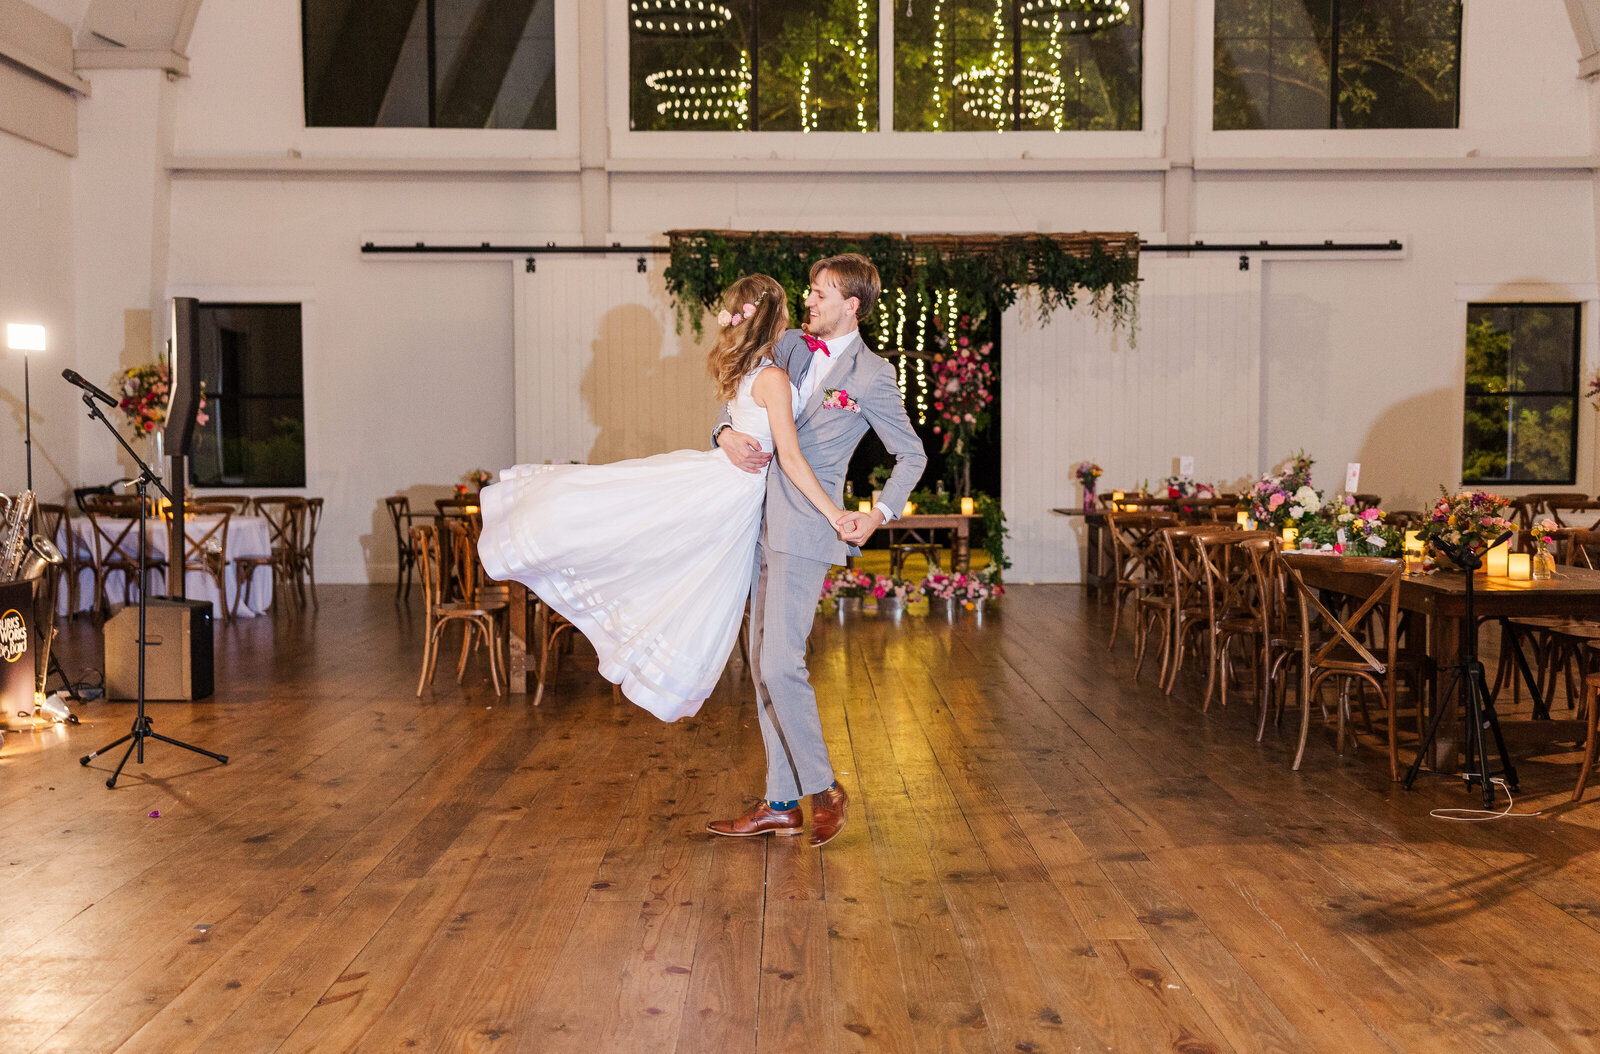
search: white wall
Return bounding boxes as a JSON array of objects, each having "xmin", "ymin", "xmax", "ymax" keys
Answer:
[
  {"xmin": 0, "ymin": 131, "xmax": 77, "ymax": 500},
  {"xmin": 27, "ymin": 0, "xmax": 1598, "ymax": 584}
]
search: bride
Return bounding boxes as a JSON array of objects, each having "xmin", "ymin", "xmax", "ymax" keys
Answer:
[{"xmin": 477, "ymin": 273, "xmax": 847, "ymax": 722}]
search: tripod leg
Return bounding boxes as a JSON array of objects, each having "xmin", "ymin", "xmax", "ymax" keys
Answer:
[
  {"xmin": 1404, "ymin": 667, "xmax": 1463, "ymax": 789},
  {"xmin": 1474, "ymin": 664, "xmax": 1519, "ymax": 795},
  {"xmin": 80, "ymin": 731, "xmax": 134, "ymax": 766},
  {"xmin": 145, "ymin": 730, "xmax": 229, "ymax": 764},
  {"xmin": 106, "ymin": 733, "xmax": 141, "ymax": 789}
]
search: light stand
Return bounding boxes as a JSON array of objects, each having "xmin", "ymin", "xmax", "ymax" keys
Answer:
[
  {"xmin": 6, "ymin": 323, "xmax": 44, "ymax": 492},
  {"xmin": 71, "ymin": 387, "xmax": 227, "ymax": 788},
  {"xmin": 1403, "ymin": 537, "xmax": 1518, "ymax": 808}
]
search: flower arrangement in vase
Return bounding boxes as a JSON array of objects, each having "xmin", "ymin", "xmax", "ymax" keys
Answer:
[
  {"xmin": 1530, "ymin": 517, "xmax": 1560, "ymax": 579},
  {"xmin": 1075, "ymin": 462, "xmax": 1102, "ymax": 510},
  {"xmin": 1417, "ymin": 488, "xmax": 1515, "ymax": 567},
  {"xmin": 115, "ymin": 361, "xmax": 208, "ymax": 438},
  {"xmin": 1243, "ymin": 452, "xmax": 1322, "ymax": 530},
  {"xmin": 919, "ymin": 568, "xmax": 1005, "ymax": 613}
]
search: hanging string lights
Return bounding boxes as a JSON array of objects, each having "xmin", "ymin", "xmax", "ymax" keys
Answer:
[
  {"xmin": 930, "ymin": 0, "xmax": 947, "ymax": 130},
  {"xmin": 1018, "ymin": 0, "xmax": 1131, "ymax": 33},
  {"xmin": 952, "ymin": 65, "xmax": 1059, "ymax": 124},
  {"xmin": 646, "ymin": 61, "xmax": 751, "ymax": 123},
  {"xmin": 630, "ymin": 0, "xmax": 735, "ymax": 34}
]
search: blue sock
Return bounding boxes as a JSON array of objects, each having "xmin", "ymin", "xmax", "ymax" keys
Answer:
[{"xmin": 768, "ymin": 798, "xmax": 799, "ymax": 811}]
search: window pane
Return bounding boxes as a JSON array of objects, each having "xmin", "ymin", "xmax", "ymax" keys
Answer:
[
  {"xmin": 304, "ymin": 0, "xmax": 556, "ymax": 128},
  {"xmin": 895, "ymin": 0, "xmax": 1141, "ymax": 131},
  {"xmin": 629, "ymin": 0, "xmax": 877, "ymax": 131},
  {"xmin": 1462, "ymin": 303, "xmax": 1581, "ymax": 486},
  {"xmin": 189, "ymin": 305, "xmax": 307, "ymax": 489},
  {"xmin": 1214, "ymin": 0, "xmax": 1458, "ymax": 130}
]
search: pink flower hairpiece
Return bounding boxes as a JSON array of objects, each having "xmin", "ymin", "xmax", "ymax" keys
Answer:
[{"xmin": 717, "ymin": 291, "xmax": 768, "ymax": 329}]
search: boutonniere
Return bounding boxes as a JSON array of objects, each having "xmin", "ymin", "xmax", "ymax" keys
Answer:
[{"xmin": 823, "ymin": 388, "xmax": 861, "ymax": 413}]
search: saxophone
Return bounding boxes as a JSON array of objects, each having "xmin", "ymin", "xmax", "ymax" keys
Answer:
[{"xmin": 0, "ymin": 489, "xmax": 35, "ymax": 581}]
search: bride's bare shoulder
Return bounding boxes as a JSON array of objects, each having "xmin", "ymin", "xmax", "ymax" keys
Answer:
[{"xmin": 749, "ymin": 362, "xmax": 792, "ymax": 403}]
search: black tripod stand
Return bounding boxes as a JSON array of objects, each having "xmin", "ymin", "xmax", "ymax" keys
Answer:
[
  {"xmin": 71, "ymin": 389, "xmax": 228, "ymax": 788},
  {"xmin": 1403, "ymin": 539, "xmax": 1518, "ymax": 808}
]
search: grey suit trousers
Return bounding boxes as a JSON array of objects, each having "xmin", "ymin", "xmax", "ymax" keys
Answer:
[{"xmin": 748, "ymin": 537, "xmax": 835, "ymax": 802}]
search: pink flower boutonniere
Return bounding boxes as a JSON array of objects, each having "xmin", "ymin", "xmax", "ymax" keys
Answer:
[{"xmin": 823, "ymin": 388, "xmax": 861, "ymax": 413}]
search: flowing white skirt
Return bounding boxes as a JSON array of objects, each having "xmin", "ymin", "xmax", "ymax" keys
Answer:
[{"xmin": 477, "ymin": 448, "xmax": 766, "ymax": 721}]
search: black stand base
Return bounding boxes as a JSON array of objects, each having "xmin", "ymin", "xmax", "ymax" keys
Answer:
[
  {"xmin": 80, "ymin": 715, "xmax": 228, "ymax": 789},
  {"xmin": 1403, "ymin": 658, "xmax": 1517, "ymax": 808}
]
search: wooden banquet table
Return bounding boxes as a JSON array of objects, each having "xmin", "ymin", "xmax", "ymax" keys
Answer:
[
  {"xmin": 57, "ymin": 514, "xmax": 277, "ymax": 618},
  {"xmin": 1290, "ymin": 558, "xmax": 1600, "ymax": 772},
  {"xmin": 886, "ymin": 513, "xmax": 981, "ymax": 572}
]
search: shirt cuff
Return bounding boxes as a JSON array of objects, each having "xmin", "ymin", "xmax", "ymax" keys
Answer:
[{"xmin": 874, "ymin": 501, "xmax": 897, "ymax": 523}]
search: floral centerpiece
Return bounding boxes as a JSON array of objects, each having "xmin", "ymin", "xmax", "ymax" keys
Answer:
[
  {"xmin": 929, "ymin": 314, "xmax": 995, "ymax": 497},
  {"xmin": 1245, "ymin": 477, "xmax": 1323, "ymax": 529},
  {"xmin": 1335, "ymin": 504, "xmax": 1403, "ymax": 557},
  {"xmin": 1075, "ymin": 462, "xmax": 1102, "ymax": 511},
  {"xmin": 458, "ymin": 468, "xmax": 494, "ymax": 497},
  {"xmin": 114, "ymin": 361, "xmax": 207, "ymax": 438},
  {"xmin": 1417, "ymin": 488, "xmax": 1515, "ymax": 565}
]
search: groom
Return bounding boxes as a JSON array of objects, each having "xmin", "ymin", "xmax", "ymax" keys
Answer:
[{"xmin": 707, "ymin": 253, "xmax": 927, "ymax": 847}]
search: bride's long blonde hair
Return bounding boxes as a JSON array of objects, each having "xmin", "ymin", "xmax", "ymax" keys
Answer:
[{"xmin": 707, "ymin": 274, "xmax": 789, "ymax": 403}]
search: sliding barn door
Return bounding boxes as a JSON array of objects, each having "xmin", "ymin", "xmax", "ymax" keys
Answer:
[
  {"xmin": 1002, "ymin": 256, "xmax": 1262, "ymax": 582},
  {"xmin": 513, "ymin": 257, "xmax": 719, "ymax": 466}
]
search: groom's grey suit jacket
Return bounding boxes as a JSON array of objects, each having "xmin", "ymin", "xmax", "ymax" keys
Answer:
[{"xmin": 719, "ymin": 328, "xmax": 927, "ymax": 565}]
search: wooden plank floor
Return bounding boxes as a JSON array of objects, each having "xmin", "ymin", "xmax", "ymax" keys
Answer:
[{"xmin": 4, "ymin": 584, "xmax": 1600, "ymax": 1053}]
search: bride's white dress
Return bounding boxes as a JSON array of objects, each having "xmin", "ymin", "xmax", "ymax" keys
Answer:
[{"xmin": 477, "ymin": 363, "xmax": 798, "ymax": 722}]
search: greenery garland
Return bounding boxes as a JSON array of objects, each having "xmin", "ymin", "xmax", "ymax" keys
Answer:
[{"xmin": 663, "ymin": 230, "xmax": 1140, "ymax": 343}]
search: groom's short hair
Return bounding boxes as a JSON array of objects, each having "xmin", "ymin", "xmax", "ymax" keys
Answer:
[{"xmin": 810, "ymin": 254, "xmax": 880, "ymax": 321}]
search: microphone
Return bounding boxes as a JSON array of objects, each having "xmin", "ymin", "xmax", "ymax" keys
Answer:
[{"xmin": 62, "ymin": 368, "xmax": 118, "ymax": 408}]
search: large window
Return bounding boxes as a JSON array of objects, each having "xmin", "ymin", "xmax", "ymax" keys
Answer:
[
  {"xmin": 1462, "ymin": 304, "xmax": 1582, "ymax": 486},
  {"xmin": 1214, "ymin": 0, "xmax": 1461, "ymax": 130},
  {"xmin": 190, "ymin": 305, "xmax": 307, "ymax": 489},
  {"xmin": 302, "ymin": 0, "xmax": 556, "ymax": 128},
  {"xmin": 629, "ymin": 0, "xmax": 879, "ymax": 131},
  {"xmin": 895, "ymin": 0, "xmax": 1141, "ymax": 131}
]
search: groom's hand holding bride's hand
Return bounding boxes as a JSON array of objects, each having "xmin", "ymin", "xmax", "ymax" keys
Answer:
[
  {"xmin": 835, "ymin": 509, "xmax": 884, "ymax": 546},
  {"xmin": 719, "ymin": 429, "xmax": 772, "ymax": 473}
]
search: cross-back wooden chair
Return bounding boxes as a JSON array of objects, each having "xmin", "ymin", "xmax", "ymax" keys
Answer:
[
  {"xmin": 412, "ymin": 523, "xmax": 506, "ymax": 697},
  {"xmin": 192, "ymin": 494, "xmax": 253, "ymax": 514},
  {"xmin": 1501, "ymin": 529, "xmax": 1600, "ymax": 713},
  {"xmin": 1544, "ymin": 496, "xmax": 1600, "ymax": 528},
  {"xmin": 162, "ymin": 503, "xmax": 234, "ymax": 619},
  {"xmin": 1133, "ymin": 525, "xmax": 1223, "ymax": 692},
  {"xmin": 1194, "ymin": 530, "xmax": 1278, "ymax": 712},
  {"xmin": 238, "ymin": 496, "xmax": 306, "ymax": 612},
  {"xmin": 35, "ymin": 502, "xmax": 91, "ymax": 615},
  {"xmin": 84, "ymin": 506, "xmax": 168, "ymax": 620},
  {"xmin": 1278, "ymin": 553, "xmax": 1433, "ymax": 779},
  {"xmin": 295, "ymin": 497, "xmax": 324, "ymax": 606},
  {"xmin": 1105, "ymin": 511, "xmax": 1176, "ymax": 650},
  {"xmin": 385, "ymin": 496, "xmax": 419, "ymax": 600}
]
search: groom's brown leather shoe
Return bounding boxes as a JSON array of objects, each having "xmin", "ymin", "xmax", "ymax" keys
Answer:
[
  {"xmin": 808, "ymin": 783, "xmax": 848, "ymax": 847},
  {"xmin": 706, "ymin": 800, "xmax": 803, "ymax": 838}
]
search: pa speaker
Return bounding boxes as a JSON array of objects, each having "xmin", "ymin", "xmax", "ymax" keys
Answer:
[
  {"xmin": 164, "ymin": 297, "xmax": 202, "ymax": 456},
  {"xmin": 105, "ymin": 597, "xmax": 214, "ymax": 701}
]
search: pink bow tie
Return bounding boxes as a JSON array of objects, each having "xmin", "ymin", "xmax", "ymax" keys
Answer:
[{"xmin": 803, "ymin": 334, "xmax": 829, "ymax": 356}]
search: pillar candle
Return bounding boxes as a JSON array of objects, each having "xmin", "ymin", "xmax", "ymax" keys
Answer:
[
  {"xmin": 961, "ymin": 497, "xmax": 975, "ymax": 516},
  {"xmin": 903, "ymin": 501, "xmax": 917, "ymax": 517},
  {"xmin": 1235, "ymin": 511, "xmax": 1250, "ymax": 527},
  {"xmin": 1281, "ymin": 526, "xmax": 1299, "ymax": 549},
  {"xmin": 858, "ymin": 500, "xmax": 871, "ymax": 514},
  {"xmin": 1484, "ymin": 545, "xmax": 1510, "ymax": 578},
  {"xmin": 1507, "ymin": 553, "xmax": 1531, "ymax": 580}
]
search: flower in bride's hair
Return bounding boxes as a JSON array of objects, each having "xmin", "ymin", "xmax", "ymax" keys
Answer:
[
  {"xmin": 742, "ymin": 302, "xmax": 756, "ymax": 317},
  {"xmin": 717, "ymin": 309, "xmax": 733, "ymax": 327}
]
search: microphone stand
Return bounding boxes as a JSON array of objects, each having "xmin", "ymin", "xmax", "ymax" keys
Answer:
[
  {"xmin": 72, "ymin": 390, "xmax": 228, "ymax": 788},
  {"xmin": 1402, "ymin": 536, "xmax": 1517, "ymax": 808}
]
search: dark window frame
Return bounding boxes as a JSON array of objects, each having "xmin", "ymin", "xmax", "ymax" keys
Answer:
[
  {"xmin": 1461, "ymin": 301, "xmax": 1583, "ymax": 487},
  {"xmin": 1213, "ymin": 0, "xmax": 1463, "ymax": 131},
  {"xmin": 189, "ymin": 301, "xmax": 308, "ymax": 490}
]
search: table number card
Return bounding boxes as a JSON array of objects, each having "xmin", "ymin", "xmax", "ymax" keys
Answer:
[
  {"xmin": 1179, "ymin": 456, "xmax": 1195, "ymax": 477},
  {"xmin": 1345, "ymin": 463, "xmax": 1361, "ymax": 493}
]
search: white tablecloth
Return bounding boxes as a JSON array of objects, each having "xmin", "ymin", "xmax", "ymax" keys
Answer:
[{"xmin": 58, "ymin": 514, "xmax": 276, "ymax": 618}]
